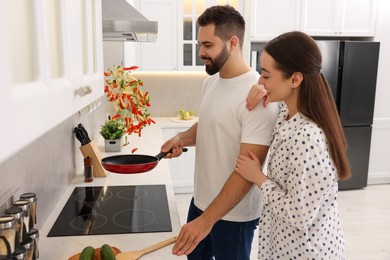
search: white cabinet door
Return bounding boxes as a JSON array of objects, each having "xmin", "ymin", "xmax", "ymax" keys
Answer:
[
  {"xmin": 301, "ymin": 0, "xmax": 338, "ymax": 36},
  {"xmin": 162, "ymin": 127, "xmax": 195, "ymax": 194},
  {"xmin": 340, "ymin": 0, "xmax": 378, "ymax": 36},
  {"xmin": 250, "ymin": 0, "xmax": 301, "ymax": 42},
  {"xmin": 70, "ymin": 0, "xmax": 105, "ymax": 110},
  {"xmin": 0, "ymin": 0, "xmax": 103, "ymax": 163},
  {"xmin": 137, "ymin": 0, "xmax": 178, "ymax": 71},
  {"xmin": 301, "ymin": 0, "xmax": 377, "ymax": 37}
]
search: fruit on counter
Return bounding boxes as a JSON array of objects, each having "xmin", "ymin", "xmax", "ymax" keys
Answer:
[
  {"xmin": 79, "ymin": 246, "xmax": 95, "ymax": 260},
  {"xmin": 178, "ymin": 109, "xmax": 195, "ymax": 120},
  {"xmin": 100, "ymin": 244, "xmax": 116, "ymax": 260}
]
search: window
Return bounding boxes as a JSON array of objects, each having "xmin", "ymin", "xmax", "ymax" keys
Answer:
[{"xmin": 179, "ymin": 0, "xmax": 240, "ymax": 70}]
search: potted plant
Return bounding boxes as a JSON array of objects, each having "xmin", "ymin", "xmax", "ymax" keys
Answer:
[
  {"xmin": 100, "ymin": 118, "xmax": 126, "ymax": 152},
  {"xmin": 103, "ymin": 65, "xmax": 154, "ymax": 152}
]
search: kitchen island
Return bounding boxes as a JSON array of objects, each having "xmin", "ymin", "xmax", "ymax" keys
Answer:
[{"xmin": 39, "ymin": 118, "xmax": 196, "ymax": 259}]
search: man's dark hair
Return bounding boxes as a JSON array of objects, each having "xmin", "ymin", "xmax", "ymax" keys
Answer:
[{"xmin": 197, "ymin": 5, "xmax": 245, "ymax": 48}]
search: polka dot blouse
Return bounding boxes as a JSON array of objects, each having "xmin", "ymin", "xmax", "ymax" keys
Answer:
[{"xmin": 258, "ymin": 106, "xmax": 345, "ymax": 259}]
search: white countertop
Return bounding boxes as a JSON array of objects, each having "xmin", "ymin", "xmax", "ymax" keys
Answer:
[{"xmin": 39, "ymin": 118, "xmax": 196, "ymax": 259}]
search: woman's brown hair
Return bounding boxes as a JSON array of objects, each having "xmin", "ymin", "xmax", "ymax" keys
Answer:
[{"xmin": 264, "ymin": 31, "xmax": 351, "ymax": 180}]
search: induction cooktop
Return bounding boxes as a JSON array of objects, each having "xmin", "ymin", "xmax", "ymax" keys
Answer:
[{"xmin": 47, "ymin": 185, "xmax": 172, "ymax": 237}]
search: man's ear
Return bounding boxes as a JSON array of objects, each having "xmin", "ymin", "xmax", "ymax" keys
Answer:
[
  {"xmin": 291, "ymin": 72, "xmax": 303, "ymax": 88},
  {"xmin": 229, "ymin": 36, "xmax": 239, "ymax": 51}
]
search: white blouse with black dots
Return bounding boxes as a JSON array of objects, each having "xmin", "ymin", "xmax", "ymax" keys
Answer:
[{"xmin": 257, "ymin": 106, "xmax": 345, "ymax": 260}]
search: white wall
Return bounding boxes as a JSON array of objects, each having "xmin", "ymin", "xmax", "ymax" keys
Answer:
[{"xmin": 369, "ymin": 0, "xmax": 390, "ymax": 184}]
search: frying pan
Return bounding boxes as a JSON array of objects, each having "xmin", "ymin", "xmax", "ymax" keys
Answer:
[{"xmin": 101, "ymin": 148, "xmax": 188, "ymax": 174}]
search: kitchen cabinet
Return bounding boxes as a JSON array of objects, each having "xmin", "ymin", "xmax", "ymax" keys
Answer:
[
  {"xmin": 135, "ymin": 0, "xmax": 242, "ymax": 71},
  {"xmin": 250, "ymin": 0, "xmax": 302, "ymax": 42},
  {"xmin": 136, "ymin": 0, "xmax": 178, "ymax": 71},
  {"xmin": 162, "ymin": 126, "xmax": 195, "ymax": 194},
  {"xmin": 0, "ymin": 0, "xmax": 104, "ymax": 163},
  {"xmin": 301, "ymin": 0, "xmax": 378, "ymax": 37},
  {"xmin": 250, "ymin": 0, "xmax": 378, "ymax": 41},
  {"xmin": 71, "ymin": 0, "xmax": 105, "ymax": 109}
]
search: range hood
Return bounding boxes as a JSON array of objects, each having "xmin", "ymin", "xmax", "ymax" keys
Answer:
[{"xmin": 102, "ymin": 0, "xmax": 158, "ymax": 42}]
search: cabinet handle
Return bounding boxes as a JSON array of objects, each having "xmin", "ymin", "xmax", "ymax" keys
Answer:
[{"xmin": 76, "ymin": 86, "xmax": 92, "ymax": 96}]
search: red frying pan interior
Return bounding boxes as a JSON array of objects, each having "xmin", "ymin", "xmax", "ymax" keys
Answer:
[
  {"xmin": 101, "ymin": 148, "xmax": 187, "ymax": 174},
  {"xmin": 101, "ymin": 154, "xmax": 159, "ymax": 174}
]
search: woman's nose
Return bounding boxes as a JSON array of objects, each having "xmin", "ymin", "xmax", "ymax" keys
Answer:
[{"xmin": 258, "ymin": 76, "xmax": 264, "ymax": 84}]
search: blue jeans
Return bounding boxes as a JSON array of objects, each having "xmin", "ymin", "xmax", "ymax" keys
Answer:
[{"xmin": 186, "ymin": 197, "xmax": 259, "ymax": 260}]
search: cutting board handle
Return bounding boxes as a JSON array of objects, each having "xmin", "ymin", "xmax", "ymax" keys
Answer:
[
  {"xmin": 140, "ymin": 236, "xmax": 177, "ymax": 254},
  {"xmin": 115, "ymin": 236, "xmax": 178, "ymax": 260}
]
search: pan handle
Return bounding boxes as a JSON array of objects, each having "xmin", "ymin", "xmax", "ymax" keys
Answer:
[{"xmin": 155, "ymin": 147, "xmax": 188, "ymax": 160}]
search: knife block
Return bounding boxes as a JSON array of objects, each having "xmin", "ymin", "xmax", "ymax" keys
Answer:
[{"xmin": 79, "ymin": 140, "xmax": 107, "ymax": 177}]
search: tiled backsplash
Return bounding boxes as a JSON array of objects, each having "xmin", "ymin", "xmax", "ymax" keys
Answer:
[
  {"xmin": 133, "ymin": 71, "xmax": 206, "ymax": 117},
  {"xmin": 0, "ymin": 98, "xmax": 106, "ymax": 227}
]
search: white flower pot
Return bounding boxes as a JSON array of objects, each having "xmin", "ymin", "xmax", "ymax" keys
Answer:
[{"xmin": 104, "ymin": 138, "xmax": 122, "ymax": 152}]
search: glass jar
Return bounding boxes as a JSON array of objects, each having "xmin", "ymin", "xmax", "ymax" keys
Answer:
[
  {"xmin": 21, "ymin": 239, "xmax": 33, "ymax": 260},
  {"xmin": 20, "ymin": 193, "xmax": 37, "ymax": 228},
  {"xmin": 4, "ymin": 207, "xmax": 24, "ymax": 244},
  {"xmin": 12, "ymin": 246, "xmax": 27, "ymax": 260},
  {"xmin": 28, "ymin": 228, "xmax": 39, "ymax": 260},
  {"xmin": 13, "ymin": 200, "xmax": 31, "ymax": 235},
  {"xmin": 0, "ymin": 216, "xmax": 16, "ymax": 257}
]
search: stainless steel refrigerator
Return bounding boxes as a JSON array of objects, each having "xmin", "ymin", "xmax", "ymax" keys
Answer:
[{"xmin": 316, "ymin": 40, "xmax": 380, "ymax": 190}]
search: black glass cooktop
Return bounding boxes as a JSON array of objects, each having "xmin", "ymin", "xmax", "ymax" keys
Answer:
[{"xmin": 47, "ymin": 185, "xmax": 172, "ymax": 237}]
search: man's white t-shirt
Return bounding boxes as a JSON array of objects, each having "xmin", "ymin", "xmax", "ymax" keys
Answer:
[{"xmin": 194, "ymin": 70, "xmax": 279, "ymax": 222}]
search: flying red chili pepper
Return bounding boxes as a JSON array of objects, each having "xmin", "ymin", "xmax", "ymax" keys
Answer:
[{"xmin": 124, "ymin": 66, "xmax": 139, "ymax": 71}]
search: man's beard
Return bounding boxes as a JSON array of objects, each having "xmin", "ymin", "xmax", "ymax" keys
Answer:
[{"xmin": 202, "ymin": 45, "xmax": 230, "ymax": 75}]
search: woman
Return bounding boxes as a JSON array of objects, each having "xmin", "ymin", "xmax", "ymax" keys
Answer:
[{"xmin": 234, "ymin": 31, "xmax": 351, "ymax": 259}]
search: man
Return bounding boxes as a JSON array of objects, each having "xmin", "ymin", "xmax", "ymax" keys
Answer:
[{"xmin": 161, "ymin": 5, "xmax": 279, "ymax": 259}]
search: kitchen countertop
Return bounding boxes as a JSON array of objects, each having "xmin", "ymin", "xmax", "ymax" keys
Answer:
[{"xmin": 39, "ymin": 118, "xmax": 196, "ymax": 259}]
